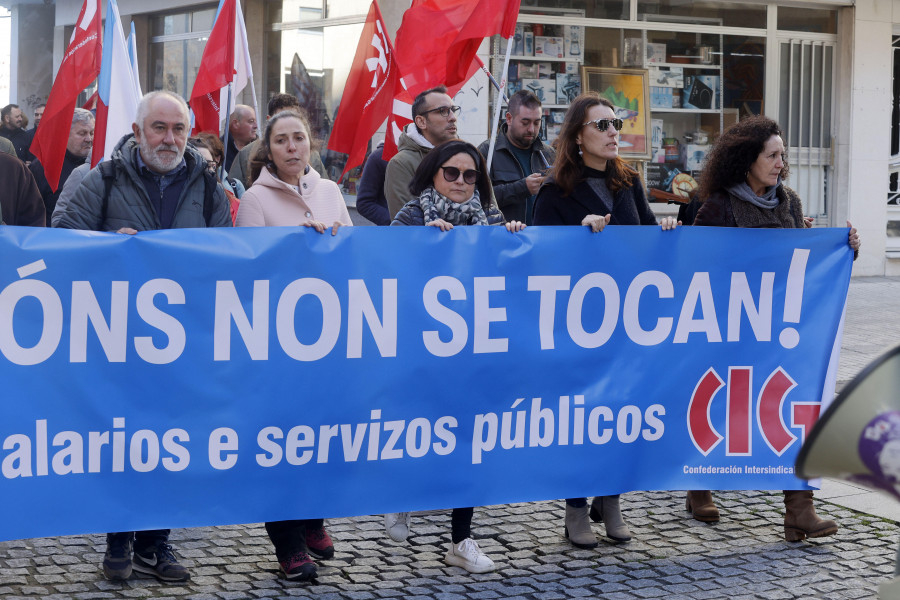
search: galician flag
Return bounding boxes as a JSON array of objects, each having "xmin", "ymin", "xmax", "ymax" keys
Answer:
[{"xmin": 91, "ymin": 0, "xmax": 142, "ymax": 167}]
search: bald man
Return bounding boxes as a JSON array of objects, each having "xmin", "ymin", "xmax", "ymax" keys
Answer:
[{"xmin": 223, "ymin": 104, "xmax": 257, "ymax": 171}]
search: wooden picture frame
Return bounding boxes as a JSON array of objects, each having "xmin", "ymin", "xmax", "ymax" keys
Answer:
[{"xmin": 581, "ymin": 67, "xmax": 652, "ymax": 160}]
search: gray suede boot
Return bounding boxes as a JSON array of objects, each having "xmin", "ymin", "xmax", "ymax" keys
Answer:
[
  {"xmin": 589, "ymin": 495, "xmax": 632, "ymax": 542},
  {"xmin": 564, "ymin": 504, "xmax": 599, "ymax": 548}
]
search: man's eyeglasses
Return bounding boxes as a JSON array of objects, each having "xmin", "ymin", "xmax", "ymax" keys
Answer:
[
  {"xmin": 421, "ymin": 105, "xmax": 461, "ymax": 119},
  {"xmin": 583, "ymin": 118, "xmax": 624, "ymax": 132},
  {"xmin": 440, "ymin": 166, "xmax": 479, "ymax": 184}
]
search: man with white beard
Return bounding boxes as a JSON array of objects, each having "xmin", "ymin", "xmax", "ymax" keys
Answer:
[
  {"xmin": 53, "ymin": 91, "xmax": 231, "ymax": 583},
  {"xmin": 55, "ymin": 90, "xmax": 231, "ymax": 232}
]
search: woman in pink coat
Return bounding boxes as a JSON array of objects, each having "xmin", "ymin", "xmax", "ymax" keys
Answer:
[
  {"xmin": 236, "ymin": 109, "xmax": 350, "ymax": 580},
  {"xmin": 237, "ymin": 109, "xmax": 351, "ymax": 233}
]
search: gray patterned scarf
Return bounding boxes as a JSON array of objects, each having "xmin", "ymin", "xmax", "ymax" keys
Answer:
[
  {"xmin": 726, "ymin": 177, "xmax": 782, "ymax": 210},
  {"xmin": 419, "ymin": 186, "xmax": 489, "ymax": 226}
]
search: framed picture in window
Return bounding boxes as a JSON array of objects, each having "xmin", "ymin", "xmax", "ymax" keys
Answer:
[{"xmin": 581, "ymin": 67, "xmax": 652, "ymax": 160}]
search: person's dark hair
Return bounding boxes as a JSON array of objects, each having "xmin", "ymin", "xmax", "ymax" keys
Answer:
[
  {"xmin": 249, "ymin": 110, "xmax": 316, "ymax": 184},
  {"xmin": 408, "ymin": 139, "xmax": 493, "ymax": 205},
  {"xmin": 507, "ymin": 90, "xmax": 541, "ymax": 116},
  {"xmin": 411, "ymin": 86, "xmax": 449, "ymax": 120},
  {"xmin": 190, "ymin": 132, "xmax": 225, "ymax": 165},
  {"xmin": 696, "ymin": 115, "xmax": 790, "ymax": 201},
  {"xmin": 1, "ymin": 104, "xmax": 19, "ymax": 121},
  {"xmin": 266, "ymin": 93, "xmax": 301, "ymax": 118},
  {"xmin": 552, "ymin": 92, "xmax": 637, "ymax": 196},
  {"xmin": 411, "ymin": 86, "xmax": 450, "ymax": 134}
]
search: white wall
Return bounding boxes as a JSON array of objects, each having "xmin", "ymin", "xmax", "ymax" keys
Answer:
[{"xmin": 841, "ymin": 1, "xmax": 894, "ymax": 276}]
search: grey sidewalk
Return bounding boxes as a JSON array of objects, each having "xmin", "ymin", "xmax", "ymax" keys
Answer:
[{"xmin": 1, "ymin": 276, "xmax": 899, "ymax": 600}]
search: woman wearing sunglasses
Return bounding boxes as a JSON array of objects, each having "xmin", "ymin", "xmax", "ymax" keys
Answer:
[
  {"xmin": 391, "ymin": 139, "xmax": 524, "ymax": 233},
  {"xmin": 387, "ymin": 140, "xmax": 522, "ymax": 574},
  {"xmin": 533, "ymin": 92, "xmax": 678, "ymax": 550}
]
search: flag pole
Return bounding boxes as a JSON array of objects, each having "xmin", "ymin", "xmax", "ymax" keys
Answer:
[
  {"xmin": 485, "ymin": 38, "xmax": 514, "ymax": 174},
  {"xmin": 475, "ymin": 56, "xmax": 508, "ymax": 105},
  {"xmin": 219, "ymin": 82, "xmax": 234, "ymax": 181}
]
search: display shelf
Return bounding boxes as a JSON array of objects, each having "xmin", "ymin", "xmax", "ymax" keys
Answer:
[
  {"xmin": 490, "ymin": 11, "xmax": 585, "ymax": 145},
  {"xmin": 634, "ymin": 19, "xmax": 725, "ymax": 202}
]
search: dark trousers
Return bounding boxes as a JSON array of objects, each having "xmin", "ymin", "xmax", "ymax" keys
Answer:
[
  {"xmin": 451, "ymin": 507, "xmax": 474, "ymax": 544},
  {"xmin": 107, "ymin": 530, "xmax": 169, "ymax": 553},
  {"xmin": 265, "ymin": 519, "xmax": 323, "ymax": 560}
]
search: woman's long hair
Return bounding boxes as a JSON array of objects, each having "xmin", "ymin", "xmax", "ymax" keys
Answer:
[
  {"xmin": 408, "ymin": 139, "xmax": 494, "ymax": 206},
  {"xmin": 248, "ymin": 109, "xmax": 316, "ymax": 185},
  {"xmin": 552, "ymin": 92, "xmax": 637, "ymax": 196},
  {"xmin": 696, "ymin": 115, "xmax": 790, "ymax": 201}
]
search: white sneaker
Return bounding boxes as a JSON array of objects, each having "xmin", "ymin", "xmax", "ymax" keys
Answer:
[
  {"xmin": 384, "ymin": 512, "xmax": 410, "ymax": 542},
  {"xmin": 444, "ymin": 538, "xmax": 495, "ymax": 573}
]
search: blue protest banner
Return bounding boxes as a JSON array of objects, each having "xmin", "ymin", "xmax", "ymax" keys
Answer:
[{"xmin": 0, "ymin": 225, "xmax": 852, "ymax": 541}]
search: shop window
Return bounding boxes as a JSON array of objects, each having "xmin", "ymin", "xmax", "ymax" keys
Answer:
[
  {"xmin": 266, "ymin": 0, "xmax": 366, "ymax": 182},
  {"xmin": 149, "ymin": 5, "xmax": 218, "ymax": 100},
  {"xmin": 777, "ymin": 7, "xmax": 837, "ymax": 35},
  {"xmin": 641, "ymin": 31, "xmax": 765, "ymax": 203},
  {"xmin": 636, "ymin": 1, "xmax": 765, "ymax": 29}
]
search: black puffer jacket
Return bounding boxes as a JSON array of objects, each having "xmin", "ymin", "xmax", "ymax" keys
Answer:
[{"xmin": 55, "ymin": 134, "xmax": 231, "ymax": 231}]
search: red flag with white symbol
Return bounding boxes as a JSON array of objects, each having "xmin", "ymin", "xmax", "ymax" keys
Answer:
[{"xmin": 328, "ymin": 0, "xmax": 398, "ymax": 181}]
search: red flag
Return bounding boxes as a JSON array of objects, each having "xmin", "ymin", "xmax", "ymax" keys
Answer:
[
  {"xmin": 328, "ymin": 0, "xmax": 398, "ymax": 180},
  {"xmin": 29, "ymin": 0, "xmax": 101, "ymax": 192},
  {"xmin": 382, "ymin": 82, "xmax": 413, "ymax": 161},
  {"xmin": 393, "ymin": 0, "xmax": 520, "ymax": 99},
  {"xmin": 189, "ymin": 0, "xmax": 237, "ymax": 134},
  {"xmin": 82, "ymin": 91, "xmax": 99, "ymax": 111}
]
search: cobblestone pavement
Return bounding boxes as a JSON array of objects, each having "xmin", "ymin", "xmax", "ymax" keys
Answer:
[
  {"xmin": 1, "ymin": 492, "xmax": 896, "ymax": 600},
  {"xmin": 2, "ymin": 277, "xmax": 899, "ymax": 600},
  {"xmin": 836, "ymin": 276, "xmax": 900, "ymax": 385}
]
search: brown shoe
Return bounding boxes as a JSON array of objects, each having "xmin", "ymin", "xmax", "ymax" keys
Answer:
[
  {"xmin": 685, "ymin": 490, "xmax": 720, "ymax": 523},
  {"xmin": 783, "ymin": 490, "xmax": 838, "ymax": 542}
]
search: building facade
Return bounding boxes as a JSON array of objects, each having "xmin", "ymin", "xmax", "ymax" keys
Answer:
[{"xmin": 1, "ymin": 0, "xmax": 897, "ymax": 277}]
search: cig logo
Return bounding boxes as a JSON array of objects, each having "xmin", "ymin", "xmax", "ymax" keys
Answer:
[{"xmin": 687, "ymin": 366, "xmax": 821, "ymax": 457}]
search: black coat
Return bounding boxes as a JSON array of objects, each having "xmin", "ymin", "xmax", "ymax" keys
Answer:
[
  {"xmin": 30, "ymin": 150, "xmax": 87, "ymax": 217},
  {"xmin": 477, "ymin": 123, "xmax": 555, "ymax": 223},
  {"xmin": 355, "ymin": 146, "xmax": 390, "ymax": 226},
  {"xmin": 533, "ymin": 169, "xmax": 657, "ymax": 226}
]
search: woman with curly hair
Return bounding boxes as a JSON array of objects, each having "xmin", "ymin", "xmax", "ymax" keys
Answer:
[
  {"xmin": 532, "ymin": 92, "xmax": 678, "ymax": 550},
  {"xmin": 688, "ymin": 115, "xmax": 860, "ymax": 542}
]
